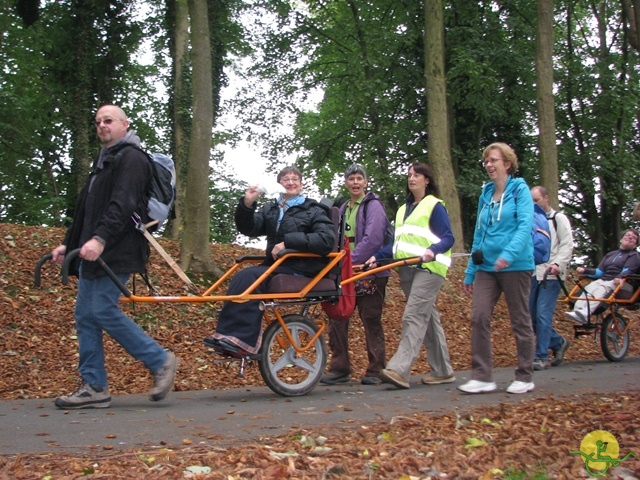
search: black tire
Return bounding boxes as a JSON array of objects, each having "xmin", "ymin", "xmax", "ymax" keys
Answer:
[
  {"xmin": 600, "ymin": 312, "xmax": 630, "ymax": 362},
  {"xmin": 258, "ymin": 314, "xmax": 327, "ymax": 397}
]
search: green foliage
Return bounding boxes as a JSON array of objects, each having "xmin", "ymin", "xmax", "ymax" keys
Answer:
[
  {"xmin": 232, "ymin": 0, "xmax": 427, "ymax": 215},
  {"xmin": 0, "ymin": 0, "xmax": 165, "ymax": 226},
  {"xmin": 554, "ymin": 0, "xmax": 640, "ymax": 262},
  {"xmin": 231, "ymin": 0, "xmax": 640, "ymax": 253},
  {"xmin": 209, "ymin": 152, "xmax": 247, "ymax": 243},
  {"xmin": 502, "ymin": 465, "xmax": 551, "ymax": 480},
  {"xmin": 3, "ymin": 0, "xmax": 640, "ymax": 262}
]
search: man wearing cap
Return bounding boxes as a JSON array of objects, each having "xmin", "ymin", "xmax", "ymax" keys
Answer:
[{"xmin": 321, "ymin": 164, "xmax": 391, "ymax": 385}]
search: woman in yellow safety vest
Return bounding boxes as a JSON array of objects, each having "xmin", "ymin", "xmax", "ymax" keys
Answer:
[{"xmin": 367, "ymin": 162, "xmax": 455, "ymax": 389}]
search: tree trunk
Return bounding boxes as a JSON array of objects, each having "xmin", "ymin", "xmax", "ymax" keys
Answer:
[
  {"xmin": 180, "ymin": 0, "xmax": 215, "ymax": 273},
  {"xmin": 170, "ymin": 0, "xmax": 190, "ymax": 239},
  {"xmin": 536, "ymin": 0, "xmax": 559, "ymax": 205},
  {"xmin": 621, "ymin": 0, "xmax": 640, "ymax": 52},
  {"xmin": 424, "ymin": 0, "xmax": 464, "ymax": 253}
]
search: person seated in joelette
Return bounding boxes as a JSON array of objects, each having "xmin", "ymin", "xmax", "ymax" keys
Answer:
[
  {"xmin": 203, "ymin": 166, "xmax": 336, "ymax": 355},
  {"xmin": 565, "ymin": 229, "xmax": 640, "ymax": 324}
]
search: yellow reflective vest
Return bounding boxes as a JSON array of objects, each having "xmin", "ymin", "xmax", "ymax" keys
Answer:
[{"xmin": 393, "ymin": 195, "xmax": 452, "ymax": 278}]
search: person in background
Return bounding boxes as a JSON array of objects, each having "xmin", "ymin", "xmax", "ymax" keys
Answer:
[
  {"xmin": 204, "ymin": 166, "xmax": 336, "ymax": 356},
  {"xmin": 321, "ymin": 164, "xmax": 391, "ymax": 385},
  {"xmin": 565, "ymin": 229, "xmax": 640, "ymax": 324},
  {"xmin": 51, "ymin": 105, "xmax": 178, "ymax": 409},
  {"xmin": 368, "ymin": 163, "xmax": 455, "ymax": 389},
  {"xmin": 529, "ymin": 186, "xmax": 573, "ymax": 370},
  {"xmin": 460, "ymin": 142, "xmax": 536, "ymax": 395}
]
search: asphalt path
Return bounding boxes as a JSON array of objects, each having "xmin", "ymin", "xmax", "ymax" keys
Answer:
[{"xmin": 1, "ymin": 357, "xmax": 638, "ymax": 455}]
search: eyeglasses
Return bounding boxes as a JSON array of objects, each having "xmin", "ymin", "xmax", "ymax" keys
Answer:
[
  {"xmin": 623, "ymin": 233, "xmax": 638, "ymax": 242},
  {"xmin": 483, "ymin": 157, "xmax": 503, "ymax": 167},
  {"xmin": 94, "ymin": 118, "xmax": 115, "ymax": 127},
  {"xmin": 280, "ymin": 176, "xmax": 301, "ymax": 184}
]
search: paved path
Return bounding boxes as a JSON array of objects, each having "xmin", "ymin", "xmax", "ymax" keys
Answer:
[{"xmin": 1, "ymin": 357, "xmax": 638, "ymax": 455}]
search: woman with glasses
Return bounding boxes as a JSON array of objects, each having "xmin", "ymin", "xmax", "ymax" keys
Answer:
[
  {"xmin": 459, "ymin": 142, "xmax": 537, "ymax": 395},
  {"xmin": 203, "ymin": 166, "xmax": 336, "ymax": 356}
]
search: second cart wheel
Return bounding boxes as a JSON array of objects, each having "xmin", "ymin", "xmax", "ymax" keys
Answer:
[
  {"xmin": 258, "ymin": 314, "xmax": 327, "ymax": 397},
  {"xmin": 600, "ymin": 312, "xmax": 630, "ymax": 362}
]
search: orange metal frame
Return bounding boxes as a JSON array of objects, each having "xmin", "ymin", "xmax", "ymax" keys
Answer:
[
  {"xmin": 564, "ymin": 276, "xmax": 640, "ymax": 336},
  {"xmin": 122, "ymin": 250, "xmax": 346, "ymax": 304},
  {"xmin": 114, "ymin": 251, "xmax": 421, "ymax": 357},
  {"xmin": 43, "ymin": 247, "xmax": 421, "ymax": 359}
]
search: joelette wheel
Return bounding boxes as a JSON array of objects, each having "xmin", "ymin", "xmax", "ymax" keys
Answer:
[
  {"xmin": 259, "ymin": 314, "xmax": 327, "ymax": 397},
  {"xmin": 600, "ymin": 312, "xmax": 630, "ymax": 362}
]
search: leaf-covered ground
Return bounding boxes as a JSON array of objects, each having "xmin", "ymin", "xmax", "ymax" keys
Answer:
[{"xmin": 1, "ymin": 223, "xmax": 639, "ymax": 479}]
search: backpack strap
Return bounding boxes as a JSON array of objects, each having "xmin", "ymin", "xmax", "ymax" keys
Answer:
[{"xmin": 550, "ymin": 211, "xmax": 558, "ymax": 232}]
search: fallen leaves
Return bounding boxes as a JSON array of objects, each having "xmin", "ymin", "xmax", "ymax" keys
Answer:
[{"xmin": 1, "ymin": 223, "xmax": 639, "ymax": 478}]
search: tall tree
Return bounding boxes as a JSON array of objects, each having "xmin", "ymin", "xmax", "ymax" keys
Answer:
[
  {"xmin": 554, "ymin": 0, "xmax": 640, "ymax": 260},
  {"xmin": 424, "ymin": 0, "xmax": 463, "ymax": 251},
  {"xmin": 168, "ymin": 0, "xmax": 191, "ymax": 239},
  {"xmin": 621, "ymin": 0, "xmax": 640, "ymax": 51},
  {"xmin": 236, "ymin": 0, "xmax": 427, "ymax": 213},
  {"xmin": 180, "ymin": 0, "xmax": 216, "ymax": 273},
  {"xmin": 536, "ymin": 0, "xmax": 559, "ymax": 203},
  {"xmin": 445, "ymin": 0, "xmax": 538, "ymax": 248}
]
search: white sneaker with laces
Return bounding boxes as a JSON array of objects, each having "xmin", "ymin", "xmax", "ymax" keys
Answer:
[
  {"xmin": 506, "ymin": 380, "xmax": 535, "ymax": 394},
  {"xmin": 457, "ymin": 379, "xmax": 497, "ymax": 394}
]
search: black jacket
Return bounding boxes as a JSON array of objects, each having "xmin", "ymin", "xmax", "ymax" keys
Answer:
[
  {"xmin": 63, "ymin": 143, "xmax": 151, "ymax": 279},
  {"xmin": 235, "ymin": 197, "xmax": 336, "ymax": 276}
]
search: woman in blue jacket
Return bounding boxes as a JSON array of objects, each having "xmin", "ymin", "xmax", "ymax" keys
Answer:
[{"xmin": 459, "ymin": 143, "xmax": 536, "ymax": 395}]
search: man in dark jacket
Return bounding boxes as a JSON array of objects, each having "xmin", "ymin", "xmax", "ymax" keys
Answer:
[
  {"xmin": 566, "ymin": 228, "xmax": 640, "ymax": 324},
  {"xmin": 321, "ymin": 164, "xmax": 391, "ymax": 385},
  {"xmin": 51, "ymin": 105, "xmax": 178, "ymax": 409}
]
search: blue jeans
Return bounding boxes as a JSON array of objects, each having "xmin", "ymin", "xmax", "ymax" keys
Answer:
[
  {"xmin": 529, "ymin": 276, "xmax": 564, "ymax": 361},
  {"xmin": 75, "ymin": 267, "xmax": 167, "ymax": 388}
]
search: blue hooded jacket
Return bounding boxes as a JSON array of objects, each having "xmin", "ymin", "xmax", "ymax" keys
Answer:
[{"xmin": 464, "ymin": 176, "xmax": 534, "ymax": 284}]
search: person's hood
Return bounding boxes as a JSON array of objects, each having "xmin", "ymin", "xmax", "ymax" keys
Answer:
[
  {"xmin": 96, "ymin": 130, "xmax": 142, "ymax": 169},
  {"xmin": 108, "ymin": 129, "xmax": 142, "ymax": 151},
  {"xmin": 478, "ymin": 175, "xmax": 522, "ymax": 223}
]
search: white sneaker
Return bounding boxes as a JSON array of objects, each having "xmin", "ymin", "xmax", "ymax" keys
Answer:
[
  {"xmin": 506, "ymin": 380, "xmax": 535, "ymax": 394},
  {"xmin": 457, "ymin": 379, "xmax": 497, "ymax": 394},
  {"xmin": 565, "ymin": 311, "xmax": 587, "ymax": 324}
]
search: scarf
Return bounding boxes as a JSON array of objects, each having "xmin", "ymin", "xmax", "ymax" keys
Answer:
[{"xmin": 277, "ymin": 194, "xmax": 305, "ymax": 228}]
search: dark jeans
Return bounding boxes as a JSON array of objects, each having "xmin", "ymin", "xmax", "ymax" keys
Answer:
[{"xmin": 327, "ymin": 277, "xmax": 388, "ymax": 378}]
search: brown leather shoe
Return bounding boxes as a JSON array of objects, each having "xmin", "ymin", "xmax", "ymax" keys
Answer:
[
  {"xmin": 380, "ymin": 369, "xmax": 410, "ymax": 389},
  {"xmin": 421, "ymin": 374, "xmax": 456, "ymax": 385}
]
